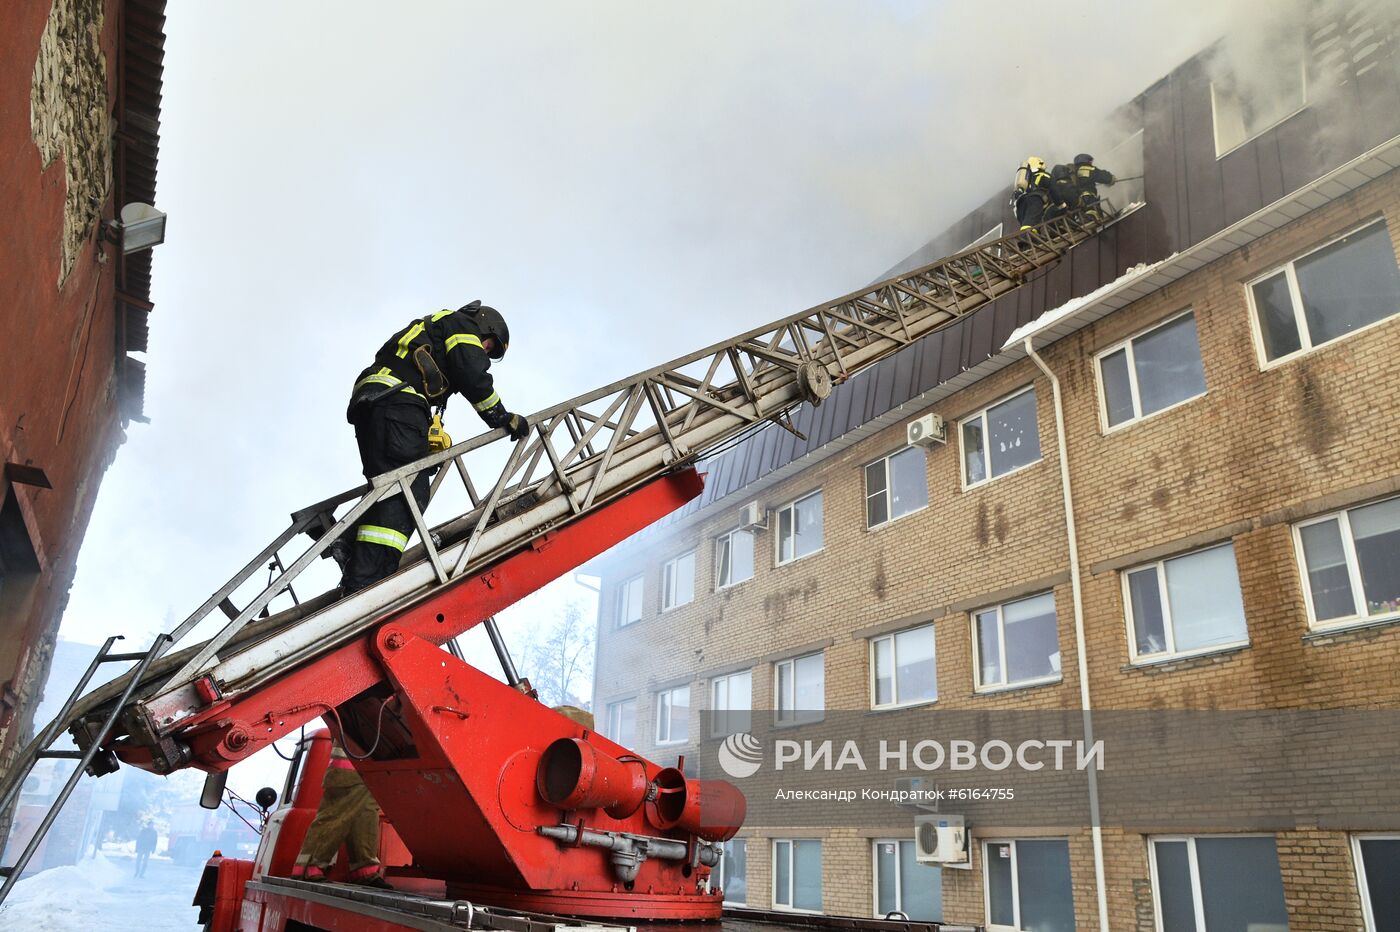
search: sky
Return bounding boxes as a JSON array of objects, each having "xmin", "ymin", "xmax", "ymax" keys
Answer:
[{"xmin": 50, "ymin": 0, "xmax": 1259, "ymax": 793}]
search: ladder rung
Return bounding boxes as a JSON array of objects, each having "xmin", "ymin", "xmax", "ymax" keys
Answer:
[
  {"xmin": 37, "ymin": 750, "xmax": 85, "ymax": 759},
  {"xmin": 102, "ymin": 652, "xmax": 150, "ymax": 663}
]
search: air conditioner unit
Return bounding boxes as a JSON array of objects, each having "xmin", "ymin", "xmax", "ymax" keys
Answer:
[
  {"xmin": 906, "ymin": 413, "xmax": 946, "ymax": 447},
  {"xmin": 893, "ymin": 776, "xmax": 938, "ymax": 812},
  {"xmin": 915, "ymin": 813, "xmax": 969, "ymax": 867},
  {"xmin": 738, "ymin": 500, "xmax": 767, "ymax": 530}
]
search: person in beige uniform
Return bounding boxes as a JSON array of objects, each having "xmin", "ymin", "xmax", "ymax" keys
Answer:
[{"xmin": 292, "ymin": 742, "xmax": 389, "ymax": 887}]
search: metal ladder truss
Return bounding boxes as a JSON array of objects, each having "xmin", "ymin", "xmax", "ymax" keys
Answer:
[
  {"xmin": 1, "ymin": 206, "xmax": 1113, "ymax": 849},
  {"xmin": 0, "ymin": 634, "xmax": 170, "ymax": 900}
]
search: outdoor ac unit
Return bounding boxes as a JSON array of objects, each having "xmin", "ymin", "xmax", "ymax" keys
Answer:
[
  {"xmin": 738, "ymin": 500, "xmax": 767, "ymax": 530},
  {"xmin": 915, "ymin": 813, "xmax": 969, "ymax": 867},
  {"xmin": 893, "ymin": 776, "xmax": 938, "ymax": 812},
  {"xmin": 906, "ymin": 413, "xmax": 946, "ymax": 447}
]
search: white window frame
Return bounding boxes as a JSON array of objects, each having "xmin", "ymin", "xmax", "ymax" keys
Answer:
[
  {"xmin": 771, "ymin": 838, "xmax": 823, "ymax": 914},
  {"xmin": 1352, "ymin": 832, "xmax": 1400, "ymax": 932},
  {"xmin": 869, "ymin": 624, "xmax": 937, "ymax": 710},
  {"xmin": 654, "ymin": 685, "xmax": 689, "ymax": 746},
  {"xmin": 1294, "ymin": 497, "xmax": 1400, "ymax": 630},
  {"xmin": 972, "ymin": 592, "xmax": 1061, "ymax": 693},
  {"xmin": 716, "ymin": 838, "xmax": 748, "ymax": 906},
  {"xmin": 1147, "ymin": 834, "xmax": 1283, "ymax": 932},
  {"xmin": 604, "ymin": 697, "xmax": 636, "ymax": 746},
  {"xmin": 774, "ymin": 651, "xmax": 824, "ymax": 725},
  {"xmin": 961, "ymin": 223, "xmax": 1004, "ymax": 252},
  {"xmin": 1210, "ymin": 62, "xmax": 1307, "ymax": 158},
  {"xmin": 715, "ymin": 527, "xmax": 755, "ymax": 590},
  {"xmin": 864, "ymin": 447, "xmax": 928, "ymax": 530},
  {"xmin": 1122, "ymin": 543, "xmax": 1249, "ymax": 664},
  {"xmin": 615, "ymin": 573, "xmax": 644, "ymax": 627},
  {"xmin": 775, "ymin": 490, "xmax": 824, "ymax": 566},
  {"xmin": 871, "ymin": 838, "xmax": 935, "ymax": 920},
  {"xmin": 661, "ymin": 550, "xmax": 695, "ymax": 612},
  {"xmin": 710, "ymin": 669, "xmax": 753, "ymax": 737},
  {"xmin": 982, "ymin": 838, "xmax": 1070, "ymax": 932},
  {"xmin": 959, "ymin": 386, "xmax": 1042, "ymax": 490},
  {"xmin": 1245, "ymin": 219, "xmax": 1400, "ymax": 369},
  {"xmin": 1093, "ymin": 309, "xmax": 1207, "ymax": 433}
]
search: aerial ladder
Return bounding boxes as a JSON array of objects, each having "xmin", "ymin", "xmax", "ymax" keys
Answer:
[{"xmin": 0, "ymin": 207, "xmax": 1114, "ymax": 927}]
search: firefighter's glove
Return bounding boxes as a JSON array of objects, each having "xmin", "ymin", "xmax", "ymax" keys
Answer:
[
  {"xmin": 427, "ymin": 413, "xmax": 452, "ymax": 453},
  {"xmin": 505, "ymin": 413, "xmax": 529, "ymax": 441}
]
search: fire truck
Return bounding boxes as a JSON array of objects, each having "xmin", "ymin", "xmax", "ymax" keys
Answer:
[{"xmin": 0, "ymin": 208, "xmax": 1111, "ymax": 930}]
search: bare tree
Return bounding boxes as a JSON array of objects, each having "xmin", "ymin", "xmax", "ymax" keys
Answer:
[{"xmin": 513, "ymin": 601, "xmax": 595, "ymax": 709}]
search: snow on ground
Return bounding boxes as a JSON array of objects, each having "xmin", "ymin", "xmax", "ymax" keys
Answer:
[
  {"xmin": 1002, "ymin": 250, "xmax": 1176, "ymax": 350},
  {"xmin": 0, "ymin": 851, "xmax": 205, "ymax": 931}
]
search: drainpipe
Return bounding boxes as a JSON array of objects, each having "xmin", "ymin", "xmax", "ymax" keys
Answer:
[{"xmin": 1024, "ymin": 337, "xmax": 1110, "ymax": 932}]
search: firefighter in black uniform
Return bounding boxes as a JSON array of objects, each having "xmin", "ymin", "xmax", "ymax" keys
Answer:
[
  {"xmin": 1067, "ymin": 153, "xmax": 1115, "ymax": 219},
  {"xmin": 1012, "ymin": 156, "xmax": 1056, "ymax": 230},
  {"xmin": 339, "ymin": 300, "xmax": 528, "ymax": 594}
]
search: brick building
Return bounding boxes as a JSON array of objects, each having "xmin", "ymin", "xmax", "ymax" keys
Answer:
[
  {"xmin": 0, "ymin": 0, "xmax": 166, "ymax": 791},
  {"xmin": 590, "ymin": 7, "xmax": 1400, "ymax": 931}
]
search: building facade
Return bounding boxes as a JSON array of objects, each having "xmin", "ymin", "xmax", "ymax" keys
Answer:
[
  {"xmin": 0, "ymin": 0, "xmax": 166, "ymax": 791},
  {"xmin": 590, "ymin": 7, "xmax": 1400, "ymax": 930}
]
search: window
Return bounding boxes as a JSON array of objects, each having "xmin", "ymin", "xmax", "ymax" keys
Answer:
[
  {"xmin": 1097, "ymin": 311, "xmax": 1207, "ymax": 429},
  {"xmin": 974, "ymin": 592, "xmax": 1061, "ymax": 691},
  {"xmin": 662, "ymin": 551, "xmax": 695, "ymax": 611},
  {"xmin": 776, "ymin": 491, "xmax": 824, "ymax": 564},
  {"xmin": 1211, "ymin": 59, "xmax": 1306, "ymax": 157},
  {"xmin": 983, "ymin": 839, "xmax": 1075, "ymax": 932},
  {"xmin": 604, "ymin": 698, "xmax": 636, "ymax": 747},
  {"xmin": 773, "ymin": 839, "xmax": 822, "ymax": 913},
  {"xmin": 962, "ymin": 223, "xmax": 1004, "ymax": 252},
  {"xmin": 775, "ymin": 651, "xmax": 824, "ymax": 725},
  {"xmin": 873, "ymin": 839, "xmax": 941, "ymax": 921},
  {"xmin": 718, "ymin": 838, "xmax": 748, "ymax": 905},
  {"xmin": 871, "ymin": 624, "xmax": 937, "ymax": 709},
  {"xmin": 1354, "ymin": 834, "xmax": 1400, "ymax": 932},
  {"xmin": 1295, "ymin": 496, "xmax": 1400, "ymax": 628},
  {"xmin": 710, "ymin": 669, "xmax": 752, "ymax": 737},
  {"xmin": 1124, "ymin": 542, "xmax": 1249, "ymax": 663},
  {"xmin": 1150, "ymin": 835, "xmax": 1289, "ymax": 931},
  {"xmin": 865, "ymin": 447, "xmax": 928, "ymax": 528},
  {"xmin": 716, "ymin": 528, "xmax": 754, "ymax": 588},
  {"xmin": 655, "ymin": 685, "xmax": 689, "ymax": 745},
  {"xmin": 615, "ymin": 574, "xmax": 643, "ymax": 627},
  {"xmin": 961, "ymin": 388, "xmax": 1041, "ymax": 487},
  {"xmin": 1248, "ymin": 221, "xmax": 1400, "ymax": 364}
]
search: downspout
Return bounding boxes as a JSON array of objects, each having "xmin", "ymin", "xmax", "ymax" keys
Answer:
[{"xmin": 1024, "ymin": 337, "xmax": 1110, "ymax": 932}]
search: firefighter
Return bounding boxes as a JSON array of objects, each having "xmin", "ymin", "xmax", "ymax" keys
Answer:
[
  {"xmin": 1068, "ymin": 153, "xmax": 1116, "ymax": 219},
  {"xmin": 338, "ymin": 301, "xmax": 528, "ymax": 595},
  {"xmin": 292, "ymin": 741, "xmax": 389, "ymax": 887},
  {"xmin": 1012, "ymin": 156, "xmax": 1055, "ymax": 230},
  {"xmin": 1049, "ymin": 162, "xmax": 1077, "ymax": 218}
]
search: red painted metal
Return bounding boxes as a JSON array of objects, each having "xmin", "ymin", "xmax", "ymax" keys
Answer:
[
  {"xmin": 132, "ymin": 469, "xmax": 743, "ymax": 921},
  {"xmin": 108, "ymin": 470, "xmax": 706, "ymax": 772},
  {"xmin": 361, "ymin": 628, "xmax": 727, "ymax": 918}
]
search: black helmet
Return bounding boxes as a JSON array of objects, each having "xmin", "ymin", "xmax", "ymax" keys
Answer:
[
  {"xmin": 457, "ymin": 299, "xmax": 510, "ymax": 360},
  {"xmin": 1074, "ymin": 153, "xmax": 1095, "ymax": 167}
]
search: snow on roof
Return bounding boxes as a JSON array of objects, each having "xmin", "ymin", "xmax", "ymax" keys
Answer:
[{"xmin": 1001, "ymin": 253, "xmax": 1177, "ymax": 350}]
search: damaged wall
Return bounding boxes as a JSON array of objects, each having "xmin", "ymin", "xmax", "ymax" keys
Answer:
[{"xmin": 30, "ymin": 0, "xmax": 111, "ymax": 288}]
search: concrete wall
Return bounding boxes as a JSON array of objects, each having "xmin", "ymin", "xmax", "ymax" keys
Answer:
[{"xmin": 0, "ymin": 0, "xmax": 129, "ymax": 785}]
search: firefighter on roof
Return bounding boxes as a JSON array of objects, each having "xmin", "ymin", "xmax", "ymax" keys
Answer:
[
  {"xmin": 339, "ymin": 300, "xmax": 528, "ymax": 595},
  {"xmin": 1012, "ymin": 156, "xmax": 1056, "ymax": 230}
]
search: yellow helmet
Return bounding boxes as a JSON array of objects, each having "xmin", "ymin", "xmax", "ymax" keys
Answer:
[{"xmin": 1026, "ymin": 156, "xmax": 1046, "ymax": 173}]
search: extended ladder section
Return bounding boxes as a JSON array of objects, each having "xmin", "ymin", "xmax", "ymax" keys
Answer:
[{"xmin": 0, "ymin": 208, "xmax": 1111, "ymax": 873}]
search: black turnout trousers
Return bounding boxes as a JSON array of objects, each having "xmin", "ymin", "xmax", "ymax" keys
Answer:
[{"xmin": 340, "ymin": 398, "xmax": 431, "ymax": 594}]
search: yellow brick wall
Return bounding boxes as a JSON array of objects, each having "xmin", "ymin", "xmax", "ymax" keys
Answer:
[{"xmin": 593, "ymin": 168, "xmax": 1400, "ymax": 927}]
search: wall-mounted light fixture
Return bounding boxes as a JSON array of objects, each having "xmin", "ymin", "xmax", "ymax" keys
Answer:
[{"xmin": 104, "ymin": 202, "xmax": 167, "ymax": 255}]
